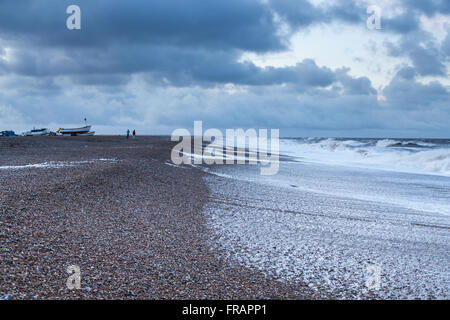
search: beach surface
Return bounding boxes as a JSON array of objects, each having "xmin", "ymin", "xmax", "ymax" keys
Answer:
[
  {"xmin": 2, "ymin": 136, "xmax": 448, "ymax": 300},
  {"xmin": 203, "ymin": 142, "xmax": 450, "ymax": 299},
  {"xmin": 0, "ymin": 136, "xmax": 312, "ymax": 299}
]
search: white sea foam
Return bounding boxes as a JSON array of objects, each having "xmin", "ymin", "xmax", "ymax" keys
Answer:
[
  {"xmin": 205, "ymin": 172, "xmax": 450, "ymax": 299},
  {"xmin": 375, "ymin": 139, "xmax": 399, "ymax": 148},
  {"xmin": 204, "ymin": 155, "xmax": 450, "ymax": 298},
  {"xmin": 204, "ymin": 137, "xmax": 450, "ymax": 299},
  {"xmin": 281, "ymin": 138, "xmax": 450, "ymax": 176},
  {"xmin": 0, "ymin": 159, "xmax": 117, "ymax": 170}
]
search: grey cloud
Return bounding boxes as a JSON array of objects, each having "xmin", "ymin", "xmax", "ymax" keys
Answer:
[
  {"xmin": 395, "ymin": 66, "xmax": 417, "ymax": 80},
  {"xmin": 443, "ymin": 32, "xmax": 450, "ymax": 59},
  {"xmin": 386, "ymin": 31, "xmax": 448, "ymax": 76},
  {"xmin": 268, "ymin": 0, "xmax": 323, "ymax": 28},
  {"xmin": 401, "ymin": 0, "xmax": 450, "ymax": 16},
  {"xmin": 383, "ymin": 69, "xmax": 449, "ymax": 108},
  {"xmin": 71, "ymin": 74, "xmax": 132, "ymax": 87},
  {"xmin": 383, "ymin": 10, "xmax": 421, "ymax": 34},
  {"xmin": 336, "ymin": 68, "xmax": 377, "ymax": 95},
  {"xmin": 0, "ymin": 0, "xmax": 285, "ymax": 52},
  {"xmin": 0, "ymin": 41, "xmax": 352, "ymax": 92}
]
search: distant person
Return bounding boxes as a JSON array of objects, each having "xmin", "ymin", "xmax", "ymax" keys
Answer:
[
  {"xmin": 132, "ymin": 129, "xmax": 136, "ymax": 138},
  {"xmin": 126, "ymin": 129, "xmax": 130, "ymax": 139}
]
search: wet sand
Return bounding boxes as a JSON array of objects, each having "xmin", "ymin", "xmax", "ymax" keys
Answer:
[{"xmin": 0, "ymin": 136, "xmax": 314, "ymax": 299}]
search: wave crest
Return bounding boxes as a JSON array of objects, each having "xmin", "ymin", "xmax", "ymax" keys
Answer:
[{"xmin": 281, "ymin": 138, "xmax": 450, "ymax": 176}]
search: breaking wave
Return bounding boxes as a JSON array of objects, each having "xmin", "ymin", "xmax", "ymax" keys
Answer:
[{"xmin": 281, "ymin": 138, "xmax": 450, "ymax": 176}]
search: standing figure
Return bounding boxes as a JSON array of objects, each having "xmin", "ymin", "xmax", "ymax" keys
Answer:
[
  {"xmin": 126, "ymin": 129, "xmax": 130, "ymax": 139},
  {"xmin": 132, "ymin": 129, "xmax": 136, "ymax": 139}
]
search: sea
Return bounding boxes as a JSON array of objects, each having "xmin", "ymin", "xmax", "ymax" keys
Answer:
[{"xmin": 201, "ymin": 138, "xmax": 450, "ymax": 299}]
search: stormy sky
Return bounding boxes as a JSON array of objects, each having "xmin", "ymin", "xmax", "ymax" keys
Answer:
[{"xmin": 0, "ymin": 0, "xmax": 449, "ymax": 137}]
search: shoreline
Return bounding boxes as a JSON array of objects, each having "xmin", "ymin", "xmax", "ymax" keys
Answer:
[{"xmin": 0, "ymin": 136, "xmax": 315, "ymax": 299}]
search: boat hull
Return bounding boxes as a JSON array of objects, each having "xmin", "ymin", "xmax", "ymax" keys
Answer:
[
  {"xmin": 58, "ymin": 126, "xmax": 92, "ymax": 136},
  {"xmin": 78, "ymin": 131, "xmax": 95, "ymax": 136},
  {"xmin": 24, "ymin": 128, "xmax": 51, "ymax": 136}
]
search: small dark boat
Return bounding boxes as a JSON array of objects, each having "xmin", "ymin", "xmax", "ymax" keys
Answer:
[{"xmin": 0, "ymin": 130, "xmax": 18, "ymax": 137}]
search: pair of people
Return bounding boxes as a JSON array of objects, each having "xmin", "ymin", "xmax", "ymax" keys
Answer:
[{"xmin": 126, "ymin": 129, "xmax": 136, "ymax": 139}]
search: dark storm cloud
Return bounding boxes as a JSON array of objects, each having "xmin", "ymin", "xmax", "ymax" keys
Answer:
[
  {"xmin": 443, "ymin": 32, "xmax": 450, "ymax": 58},
  {"xmin": 335, "ymin": 69, "xmax": 377, "ymax": 96},
  {"xmin": 269, "ymin": 0, "xmax": 428, "ymax": 34},
  {"xmin": 268, "ymin": 0, "xmax": 324, "ymax": 28},
  {"xmin": 383, "ymin": 10, "xmax": 421, "ymax": 34},
  {"xmin": 71, "ymin": 74, "xmax": 132, "ymax": 87},
  {"xmin": 0, "ymin": 0, "xmax": 437, "ymax": 83},
  {"xmin": 385, "ymin": 31, "xmax": 448, "ymax": 77},
  {"xmin": 0, "ymin": 0, "xmax": 284, "ymax": 52},
  {"xmin": 380, "ymin": 0, "xmax": 450, "ymax": 34},
  {"xmin": 0, "ymin": 41, "xmax": 359, "ymax": 92},
  {"xmin": 401, "ymin": 0, "xmax": 450, "ymax": 16},
  {"xmin": 325, "ymin": 1, "xmax": 367, "ymax": 24},
  {"xmin": 0, "ymin": 0, "xmax": 427, "ymax": 51},
  {"xmin": 0, "ymin": 0, "xmax": 350, "ymax": 90},
  {"xmin": 383, "ymin": 68, "xmax": 449, "ymax": 108},
  {"xmin": 395, "ymin": 66, "xmax": 417, "ymax": 80}
]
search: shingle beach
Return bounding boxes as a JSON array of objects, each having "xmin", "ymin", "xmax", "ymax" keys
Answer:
[{"xmin": 0, "ymin": 136, "xmax": 313, "ymax": 299}]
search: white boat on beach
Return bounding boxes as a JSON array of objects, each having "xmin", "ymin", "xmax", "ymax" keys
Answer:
[
  {"xmin": 56, "ymin": 125, "xmax": 95, "ymax": 136},
  {"xmin": 24, "ymin": 128, "xmax": 51, "ymax": 136}
]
